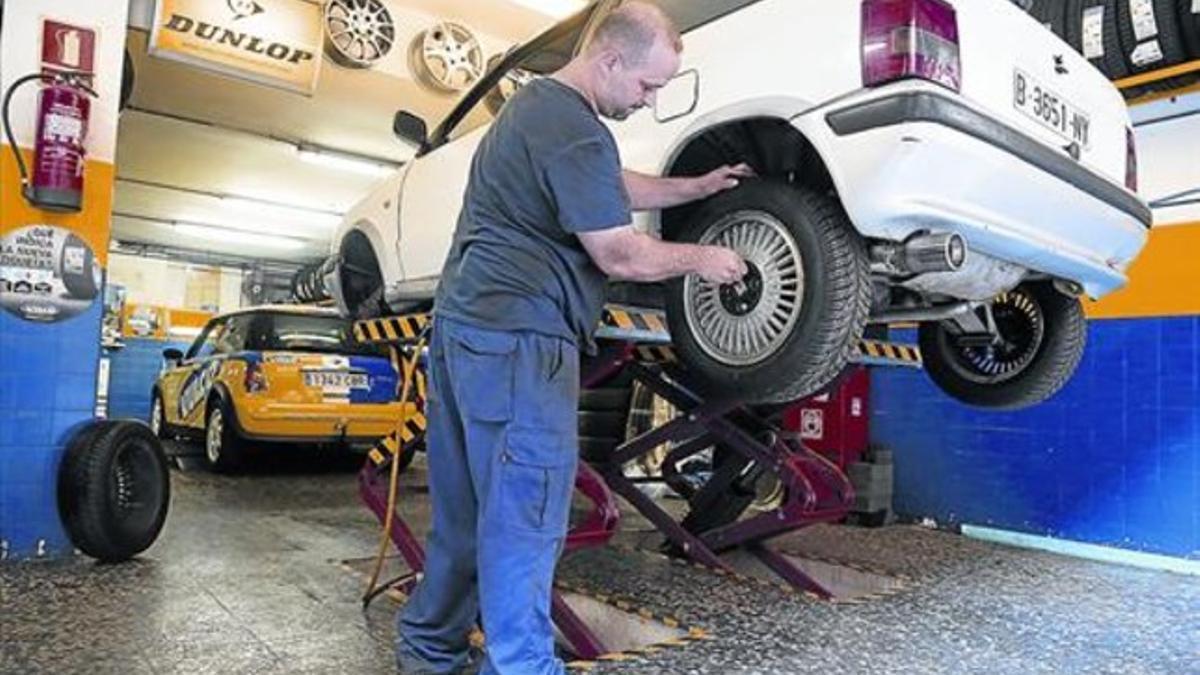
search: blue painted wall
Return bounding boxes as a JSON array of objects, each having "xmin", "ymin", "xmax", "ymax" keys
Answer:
[
  {"xmin": 0, "ymin": 304, "xmax": 103, "ymax": 560},
  {"xmin": 872, "ymin": 318, "xmax": 1199, "ymax": 560},
  {"xmin": 105, "ymin": 337, "xmax": 190, "ymax": 423}
]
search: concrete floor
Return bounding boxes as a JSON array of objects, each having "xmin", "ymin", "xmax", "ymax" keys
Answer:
[{"xmin": 2, "ymin": 445, "xmax": 1198, "ymax": 674}]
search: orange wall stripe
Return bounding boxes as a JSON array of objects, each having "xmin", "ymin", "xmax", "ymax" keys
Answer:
[
  {"xmin": 1086, "ymin": 221, "xmax": 1200, "ymax": 320},
  {"xmin": 1, "ymin": 147, "xmax": 115, "ymax": 266}
]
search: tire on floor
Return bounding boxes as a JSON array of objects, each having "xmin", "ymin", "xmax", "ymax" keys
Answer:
[{"xmin": 58, "ymin": 420, "xmax": 171, "ymax": 562}]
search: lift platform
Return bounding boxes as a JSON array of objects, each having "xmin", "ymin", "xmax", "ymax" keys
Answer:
[{"xmin": 352, "ymin": 305, "xmax": 920, "ymax": 659}]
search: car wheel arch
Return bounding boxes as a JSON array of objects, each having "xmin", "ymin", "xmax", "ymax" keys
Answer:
[{"xmin": 659, "ymin": 114, "xmax": 836, "ymax": 240}]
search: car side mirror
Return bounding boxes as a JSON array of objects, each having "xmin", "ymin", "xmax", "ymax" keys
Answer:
[
  {"xmin": 393, "ymin": 110, "xmax": 428, "ymax": 147},
  {"xmin": 163, "ymin": 348, "xmax": 183, "ymax": 364}
]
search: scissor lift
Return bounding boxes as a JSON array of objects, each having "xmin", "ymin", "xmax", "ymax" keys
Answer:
[{"xmin": 352, "ymin": 306, "xmax": 921, "ymax": 659}]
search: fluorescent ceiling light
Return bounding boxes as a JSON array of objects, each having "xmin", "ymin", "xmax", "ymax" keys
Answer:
[
  {"xmin": 174, "ymin": 223, "xmax": 308, "ymax": 251},
  {"xmin": 508, "ymin": 0, "xmax": 586, "ymax": 18},
  {"xmin": 297, "ymin": 147, "xmax": 394, "ymax": 177},
  {"xmin": 219, "ymin": 196, "xmax": 343, "ymax": 228}
]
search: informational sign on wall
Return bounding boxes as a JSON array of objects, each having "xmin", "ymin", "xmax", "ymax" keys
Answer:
[
  {"xmin": 0, "ymin": 224, "xmax": 102, "ymax": 322},
  {"xmin": 148, "ymin": 0, "xmax": 324, "ymax": 94}
]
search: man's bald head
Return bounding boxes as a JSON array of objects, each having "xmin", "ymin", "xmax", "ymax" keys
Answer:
[
  {"xmin": 586, "ymin": 1, "xmax": 682, "ymax": 65},
  {"xmin": 560, "ymin": 1, "xmax": 683, "ymax": 120}
]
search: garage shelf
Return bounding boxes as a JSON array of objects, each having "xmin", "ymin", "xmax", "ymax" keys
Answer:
[{"xmin": 1117, "ymin": 59, "xmax": 1200, "ymax": 106}]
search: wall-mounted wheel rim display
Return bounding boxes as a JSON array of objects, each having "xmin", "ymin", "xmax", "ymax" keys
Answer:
[
  {"xmin": 409, "ymin": 22, "xmax": 484, "ymax": 92},
  {"xmin": 324, "ymin": 0, "xmax": 395, "ymax": 68}
]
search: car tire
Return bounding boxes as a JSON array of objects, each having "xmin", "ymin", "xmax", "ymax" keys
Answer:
[
  {"xmin": 58, "ymin": 420, "xmax": 171, "ymax": 562},
  {"xmin": 664, "ymin": 181, "xmax": 871, "ymax": 405},
  {"xmin": 1067, "ymin": 0, "xmax": 1132, "ymax": 80},
  {"xmin": 1116, "ymin": 0, "xmax": 1191, "ymax": 91},
  {"xmin": 149, "ymin": 390, "xmax": 170, "ymax": 440},
  {"xmin": 1030, "ymin": 0, "xmax": 1070, "ymax": 39},
  {"xmin": 334, "ymin": 232, "xmax": 387, "ymax": 319},
  {"xmin": 918, "ymin": 282, "xmax": 1087, "ymax": 410},
  {"xmin": 1179, "ymin": 0, "xmax": 1200, "ymax": 59},
  {"xmin": 204, "ymin": 401, "xmax": 246, "ymax": 473}
]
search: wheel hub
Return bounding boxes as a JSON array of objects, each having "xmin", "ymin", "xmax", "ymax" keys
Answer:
[{"xmin": 719, "ymin": 263, "xmax": 763, "ymax": 317}]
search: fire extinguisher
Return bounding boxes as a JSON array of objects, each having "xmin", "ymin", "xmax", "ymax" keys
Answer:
[{"xmin": 2, "ymin": 72, "xmax": 96, "ymax": 213}]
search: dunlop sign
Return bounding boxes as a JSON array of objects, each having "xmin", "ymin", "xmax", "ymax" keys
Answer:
[{"xmin": 149, "ymin": 0, "xmax": 323, "ymax": 94}]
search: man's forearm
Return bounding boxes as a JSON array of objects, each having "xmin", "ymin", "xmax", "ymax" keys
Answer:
[
  {"xmin": 609, "ymin": 230, "xmax": 719, "ymax": 282},
  {"xmin": 622, "ymin": 169, "xmax": 704, "ymax": 211}
]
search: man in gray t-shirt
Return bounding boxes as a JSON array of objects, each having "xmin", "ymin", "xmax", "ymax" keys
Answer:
[{"xmin": 397, "ymin": 4, "xmax": 748, "ymax": 674}]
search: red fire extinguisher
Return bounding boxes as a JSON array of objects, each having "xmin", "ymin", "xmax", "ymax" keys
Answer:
[{"xmin": 2, "ymin": 72, "xmax": 95, "ymax": 213}]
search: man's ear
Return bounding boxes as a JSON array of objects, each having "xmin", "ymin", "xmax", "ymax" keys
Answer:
[{"xmin": 598, "ymin": 49, "xmax": 622, "ymax": 73}]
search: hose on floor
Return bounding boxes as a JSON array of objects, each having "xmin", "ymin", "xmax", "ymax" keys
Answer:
[{"xmin": 362, "ymin": 335, "xmax": 427, "ymax": 608}]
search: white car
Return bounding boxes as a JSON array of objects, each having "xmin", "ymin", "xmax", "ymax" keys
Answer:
[{"xmin": 327, "ymin": 0, "xmax": 1150, "ymax": 409}]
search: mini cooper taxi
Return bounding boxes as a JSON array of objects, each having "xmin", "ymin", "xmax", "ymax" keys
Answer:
[{"xmin": 150, "ymin": 305, "xmax": 412, "ymax": 471}]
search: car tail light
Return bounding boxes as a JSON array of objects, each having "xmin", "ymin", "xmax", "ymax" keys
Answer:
[
  {"xmin": 862, "ymin": 0, "xmax": 961, "ymax": 92},
  {"xmin": 1125, "ymin": 127, "xmax": 1138, "ymax": 193},
  {"xmin": 244, "ymin": 361, "xmax": 269, "ymax": 393}
]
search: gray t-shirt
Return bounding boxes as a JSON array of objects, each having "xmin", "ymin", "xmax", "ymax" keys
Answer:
[{"xmin": 434, "ymin": 78, "xmax": 632, "ymax": 351}]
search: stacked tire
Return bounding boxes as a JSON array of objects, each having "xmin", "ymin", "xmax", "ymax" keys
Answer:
[
  {"xmin": 1022, "ymin": 0, "xmax": 1200, "ymax": 96},
  {"xmin": 291, "ymin": 257, "xmax": 335, "ymax": 304}
]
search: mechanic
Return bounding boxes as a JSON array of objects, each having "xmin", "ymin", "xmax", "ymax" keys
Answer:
[{"xmin": 396, "ymin": 3, "xmax": 750, "ymax": 673}]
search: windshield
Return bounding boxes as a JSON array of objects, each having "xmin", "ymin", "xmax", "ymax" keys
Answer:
[{"xmin": 251, "ymin": 313, "xmax": 386, "ymax": 357}]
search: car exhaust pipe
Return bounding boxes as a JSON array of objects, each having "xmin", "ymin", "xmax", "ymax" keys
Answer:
[
  {"xmin": 870, "ymin": 232, "xmax": 968, "ymax": 276},
  {"xmin": 868, "ymin": 300, "xmax": 980, "ymax": 325}
]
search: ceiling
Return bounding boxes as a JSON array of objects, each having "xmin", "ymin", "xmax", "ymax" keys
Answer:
[{"xmin": 113, "ymin": 0, "xmax": 584, "ymax": 265}]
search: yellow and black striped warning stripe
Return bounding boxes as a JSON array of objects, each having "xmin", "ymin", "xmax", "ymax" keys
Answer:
[
  {"xmin": 355, "ymin": 310, "xmax": 923, "ymax": 372},
  {"xmin": 553, "ymin": 579, "xmax": 713, "ymax": 671},
  {"xmin": 633, "ymin": 344, "xmax": 678, "ymax": 364},
  {"xmin": 855, "ymin": 339, "xmax": 922, "ymax": 367},
  {"xmin": 354, "ymin": 313, "xmax": 431, "ymax": 344},
  {"xmin": 366, "ymin": 413, "xmax": 428, "ymax": 467},
  {"xmin": 600, "ymin": 305, "xmax": 669, "ymax": 334}
]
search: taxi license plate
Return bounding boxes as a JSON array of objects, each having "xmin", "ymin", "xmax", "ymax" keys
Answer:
[
  {"xmin": 304, "ymin": 371, "xmax": 368, "ymax": 389},
  {"xmin": 1013, "ymin": 69, "xmax": 1090, "ymax": 150}
]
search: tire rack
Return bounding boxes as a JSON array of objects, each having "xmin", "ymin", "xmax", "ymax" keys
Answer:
[{"xmin": 352, "ymin": 305, "xmax": 923, "ymax": 660}]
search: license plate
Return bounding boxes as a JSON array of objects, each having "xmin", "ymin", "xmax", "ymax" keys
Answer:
[
  {"xmin": 304, "ymin": 371, "xmax": 368, "ymax": 389},
  {"xmin": 1013, "ymin": 69, "xmax": 1091, "ymax": 150}
]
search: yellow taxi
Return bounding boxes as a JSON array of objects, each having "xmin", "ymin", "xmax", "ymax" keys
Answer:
[{"xmin": 150, "ymin": 305, "xmax": 412, "ymax": 471}]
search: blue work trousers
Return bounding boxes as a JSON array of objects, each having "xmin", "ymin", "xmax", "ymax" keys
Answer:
[{"xmin": 397, "ymin": 317, "xmax": 579, "ymax": 675}]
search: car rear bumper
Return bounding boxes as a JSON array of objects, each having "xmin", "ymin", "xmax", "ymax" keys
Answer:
[
  {"xmin": 802, "ymin": 89, "xmax": 1150, "ymax": 299},
  {"xmin": 235, "ymin": 401, "xmax": 418, "ymax": 443}
]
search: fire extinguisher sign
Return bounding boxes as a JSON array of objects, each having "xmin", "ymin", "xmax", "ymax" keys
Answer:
[{"xmin": 41, "ymin": 19, "xmax": 97, "ymax": 78}]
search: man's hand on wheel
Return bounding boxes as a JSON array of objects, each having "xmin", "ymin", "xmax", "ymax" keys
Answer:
[
  {"xmin": 695, "ymin": 246, "xmax": 748, "ymax": 285},
  {"xmin": 694, "ymin": 163, "xmax": 755, "ymax": 199}
]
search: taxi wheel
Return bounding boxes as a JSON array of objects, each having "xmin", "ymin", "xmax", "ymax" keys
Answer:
[
  {"xmin": 149, "ymin": 392, "xmax": 169, "ymax": 440},
  {"xmin": 204, "ymin": 403, "xmax": 245, "ymax": 473}
]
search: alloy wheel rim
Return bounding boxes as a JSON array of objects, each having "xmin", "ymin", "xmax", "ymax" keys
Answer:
[
  {"xmin": 683, "ymin": 210, "xmax": 804, "ymax": 367},
  {"xmin": 943, "ymin": 289, "xmax": 1045, "ymax": 384},
  {"xmin": 150, "ymin": 399, "xmax": 162, "ymax": 436},
  {"xmin": 206, "ymin": 409, "xmax": 223, "ymax": 464}
]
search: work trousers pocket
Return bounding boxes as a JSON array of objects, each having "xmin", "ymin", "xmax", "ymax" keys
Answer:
[
  {"xmin": 498, "ymin": 428, "xmax": 576, "ymax": 535},
  {"xmin": 444, "ymin": 324, "xmax": 517, "ymax": 422}
]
